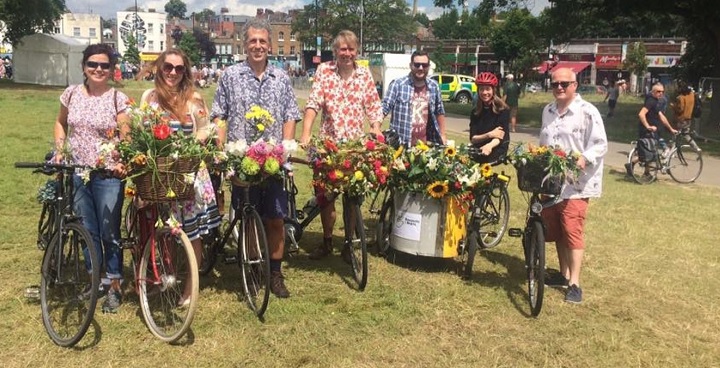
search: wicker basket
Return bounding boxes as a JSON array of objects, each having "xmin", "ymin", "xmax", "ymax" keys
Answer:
[
  {"xmin": 134, "ymin": 157, "xmax": 200, "ymax": 202},
  {"xmin": 515, "ymin": 160, "xmax": 564, "ymax": 195}
]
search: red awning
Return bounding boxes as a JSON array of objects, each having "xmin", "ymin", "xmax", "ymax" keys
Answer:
[{"xmin": 550, "ymin": 61, "xmax": 591, "ymax": 74}]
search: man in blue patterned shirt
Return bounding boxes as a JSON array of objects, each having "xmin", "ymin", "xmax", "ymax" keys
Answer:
[
  {"xmin": 381, "ymin": 49, "xmax": 446, "ymax": 146},
  {"xmin": 211, "ymin": 18, "xmax": 301, "ymax": 298}
]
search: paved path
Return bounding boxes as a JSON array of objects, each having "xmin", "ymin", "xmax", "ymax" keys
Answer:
[{"xmin": 294, "ymin": 87, "xmax": 719, "ymax": 187}]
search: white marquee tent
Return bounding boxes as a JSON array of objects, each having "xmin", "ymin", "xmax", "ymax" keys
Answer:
[{"xmin": 13, "ymin": 33, "xmax": 87, "ymax": 86}]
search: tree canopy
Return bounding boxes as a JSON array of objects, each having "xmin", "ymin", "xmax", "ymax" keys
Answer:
[
  {"xmin": 164, "ymin": 0, "xmax": 186, "ymax": 20},
  {"xmin": 0, "ymin": 0, "xmax": 66, "ymax": 45},
  {"xmin": 489, "ymin": 8, "xmax": 542, "ymax": 77}
]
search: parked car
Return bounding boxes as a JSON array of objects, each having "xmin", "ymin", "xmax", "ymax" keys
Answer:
[
  {"xmin": 577, "ymin": 84, "xmax": 607, "ymax": 95},
  {"xmin": 524, "ymin": 82, "xmax": 541, "ymax": 93},
  {"xmin": 429, "ymin": 74, "xmax": 477, "ymax": 104}
]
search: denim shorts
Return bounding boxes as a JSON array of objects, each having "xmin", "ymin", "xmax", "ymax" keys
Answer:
[{"xmin": 231, "ymin": 177, "xmax": 287, "ymax": 220}]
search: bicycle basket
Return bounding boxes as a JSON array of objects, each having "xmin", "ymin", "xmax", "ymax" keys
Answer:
[
  {"xmin": 515, "ymin": 160, "xmax": 564, "ymax": 195},
  {"xmin": 134, "ymin": 157, "xmax": 200, "ymax": 202}
]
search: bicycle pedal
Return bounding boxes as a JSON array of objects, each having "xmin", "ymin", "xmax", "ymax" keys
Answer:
[
  {"xmin": 24, "ymin": 285, "xmax": 40, "ymax": 300},
  {"xmin": 507, "ymin": 228, "xmax": 523, "ymax": 238},
  {"xmin": 223, "ymin": 255, "xmax": 237, "ymax": 264}
]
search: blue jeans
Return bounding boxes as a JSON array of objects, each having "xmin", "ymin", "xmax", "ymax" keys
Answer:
[{"xmin": 73, "ymin": 173, "xmax": 124, "ymax": 280}]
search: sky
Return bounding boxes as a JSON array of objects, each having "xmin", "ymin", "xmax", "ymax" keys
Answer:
[{"xmin": 65, "ymin": 0, "xmax": 550, "ymax": 20}]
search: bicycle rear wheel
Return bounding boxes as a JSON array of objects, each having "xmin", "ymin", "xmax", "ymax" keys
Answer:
[
  {"xmin": 138, "ymin": 227, "xmax": 198, "ymax": 343},
  {"xmin": 239, "ymin": 209, "xmax": 270, "ymax": 317},
  {"xmin": 525, "ymin": 221, "xmax": 545, "ymax": 317},
  {"xmin": 344, "ymin": 196, "xmax": 368, "ymax": 290},
  {"xmin": 628, "ymin": 147, "xmax": 658, "ymax": 184},
  {"xmin": 668, "ymin": 145, "xmax": 703, "ymax": 183},
  {"xmin": 477, "ymin": 185, "xmax": 510, "ymax": 249},
  {"xmin": 40, "ymin": 222, "xmax": 99, "ymax": 347}
]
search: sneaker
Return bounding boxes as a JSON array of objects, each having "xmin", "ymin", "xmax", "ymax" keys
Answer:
[
  {"xmin": 270, "ymin": 271, "xmax": 290, "ymax": 298},
  {"xmin": 102, "ymin": 289, "xmax": 122, "ymax": 313},
  {"xmin": 340, "ymin": 244, "xmax": 353, "ymax": 265},
  {"xmin": 544, "ymin": 272, "xmax": 569, "ymax": 288},
  {"xmin": 564, "ymin": 284, "xmax": 583, "ymax": 304},
  {"xmin": 624, "ymin": 163, "xmax": 633, "ymax": 177}
]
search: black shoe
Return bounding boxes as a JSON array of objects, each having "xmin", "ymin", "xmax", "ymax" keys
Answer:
[
  {"xmin": 270, "ymin": 271, "xmax": 290, "ymax": 298},
  {"xmin": 564, "ymin": 284, "xmax": 583, "ymax": 304},
  {"xmin": 545, "ymin": 272, "xmax": 569, "ymax": 288},
  {"xmin": 624, "ymin": 163, "xmax": 633, "ymax": 177},
  {"xmin": 340, "ymin": 244, "xmax": 353, "ymax": 265}
]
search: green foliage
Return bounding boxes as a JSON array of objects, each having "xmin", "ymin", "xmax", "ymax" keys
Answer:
[
  {"xmin": 192, "ymin": 28, "xmax": 216, "ymax": 63},
  {"xmin": 431, "ymin": 41, "xmax": 452, "ymax": 73},
  {"xmin": 291, "ymin": 0, "xmax": 415, "ymax": 54},
  {"xmin": 622, "ymin": 42, "xmax": 649, "ymax": 80},
  {"xmin": 489, "ymin": 8, "xmax": 542, "ymax": 76},
  {"xmin": 178, "ymin": 32, "xmax": 201, "ymax": 66},
  {"xmin": 164, "ymin": 0, "xmax": 187, "ymax": 19},
  {"xmin": 194, "ymin": 8, "xmax": 215, "ymax": 25},
  {"xmin": 431, "ymin": 8, "xmax": 487, "ymax": 40},
  {"xmin": 413, "ymin": 12, "xmax": 430, "ymax": 27},
  {"xmin": 123, "ymin": 34, "xmax": 141, "ymax": 66},
  {"xmin": 0, "ymin": 0, "xmax": 66, "ymax": 45}
]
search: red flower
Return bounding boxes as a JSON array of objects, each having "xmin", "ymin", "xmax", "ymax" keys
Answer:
[
  {"xmin": 343, "ymin": 159, "xmax": 352, "ymax": 169},
  {"xmin": 324, "ymin": 139, "xmax": 339, "ymax": 152},
  {"xmin": 377, "ymin": 134, "xmax": 386, "ymax": 144},
  {"xmin": 328, "ymin": 170, "xmax": 338, "ymax": 181},
  {"xmin": 454, "ymin": 181, "xmax": 462, "ymax": 190},
  {"xmin": 366, "ymin": 140, "xmax": 376, "ymax": 151},
  {"xmin": 153, "ymin": 124, "xmax": 171, "ymax": 140},
  {"xmin": 554, "ymin": 149, "xmax": 566, "ymax": 158}
]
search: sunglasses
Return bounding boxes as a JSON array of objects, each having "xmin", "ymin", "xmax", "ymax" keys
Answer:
[
  {"xmin": 162, "ymin": 63, "xmax": 186, "ymax": 74},
  {"xmin": 86, "ymin": 61, "xmax": 111, "ymax": 70},
  {"xmin": 550, "ymin": 81, "xmax": 576, "ymax": 89},
  {"xmin": 653, "ymin": 90, "xmax": 665, "ymax": 94},
  {"xmin": 413, "ymin": 62, "xmax": 430, "ymax": 69}
]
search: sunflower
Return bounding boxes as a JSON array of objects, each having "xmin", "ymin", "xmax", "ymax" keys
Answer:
[
  {"xmin": 427, "ymin": 181, "xmax": 449, "ymax": 198},
  {"xmin": 480, "ymin": 163, "xmax": 492, "ymax": 178},
  {"xmin": 444, "ymin": 146, "xmax": 457, "ymax": 157},
  {"xmin": 393, "ymin": 145, "xmax": 404, "ymax": 160}
]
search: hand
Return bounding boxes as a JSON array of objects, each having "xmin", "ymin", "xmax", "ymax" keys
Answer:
[
  {"xmin": 112, "ymin": 163, "xmax": 127, "ymax": 178},
  {"xmin": 488, "ymin": 127, "xmax": 505, "ymax": 139},
  {"xmin": 369, "ymin": 127, "xmax": 383, "ymax": 139},
  {"xmin": 647, "ymin": 125, "xmax": 657, "ymax": 132},
  {"xmin": 670, "ymin": 128, "xmax": 679, "ymax": 135},
  {"xmin": 299, "ymin": 133, "xmax": 311, "ymax": 147},
  {"xmin": 53, "ymin": 152, "xmax": 63, "ymax": 164},
  {"xmin": 576, "ymin": 155, "xmax": 587, "ymax": 170},
  {"xmin": 480, "ymin": 144, "xmax": 493, "ymax": 156}
]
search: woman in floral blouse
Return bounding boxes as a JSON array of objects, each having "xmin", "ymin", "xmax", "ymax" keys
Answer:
[
  {"xmin": 53, "ymin": 43, "xmax": 130, "ymax": 313},
  {"xmin": 299, "ymin": 30, "xmax": 384, "ymax": 261},
  {"xmin": 140, "ymin": 49, "xmax": 221, "ymax": 306}
]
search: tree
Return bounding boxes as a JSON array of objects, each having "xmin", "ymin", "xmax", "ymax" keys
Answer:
[
  {"xmin": 0, "ymin": 0, "xmax": 66, "ymax": 45},
  {"xmin": 414, "ymin": 13, "xmax": 430, "ymax": 27},
  {"xmin": 192, "ymin": 28, "xmax": 216, "ymax": 63},
  {"xmin": 178, "ymin": 32, "xmax": 200, "ymax": 66},
  {"xmin": 194, "ymin": 8, "xmax": 215, "ymax": 29},
  {"xmin": 164, "ymin": 0, "xmax": 186, "ymax": 20},
  {"xmin": 291, "ymin": 0, "xmax": 415, "ymax": 55},
  {"xmin": 489, "ymin": 8, "xmax": 542, "ymax": 78},
  {"xmin": 622, "ymin": 42, "xmax": 649, "ymax": 94},
  {"xmin": 123, "ymin": 34, "xmax": 141, "ymax": 66}
]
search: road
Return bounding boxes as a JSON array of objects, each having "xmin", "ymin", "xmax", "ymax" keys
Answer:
[{"xmin": 293, "ymin": 87, "xmax": 718, "ymax": 187}]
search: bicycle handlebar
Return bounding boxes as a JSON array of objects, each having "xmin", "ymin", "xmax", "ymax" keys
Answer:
[{"xmin": 15, "ymin": 162, "xmax": 90, "ymax": 174}]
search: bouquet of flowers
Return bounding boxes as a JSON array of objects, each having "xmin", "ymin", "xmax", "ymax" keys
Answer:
[
  {"xmin": 306, "ymin": 135, "xmax": 393, "ymax": 198},
  {"xmin": 223, "ymin": 105, "xmax": 298, "ymax": 185},
  {"xmin": 118, "ymin": 99, "xmax": 223, "ymax": 201},
  {"xmin": 509, "ymin": 143, "xmax": 581, "ymax": 194},
  {"xmin": 389, "ymin": 141, "xmax": 492, "ymax": 201}
]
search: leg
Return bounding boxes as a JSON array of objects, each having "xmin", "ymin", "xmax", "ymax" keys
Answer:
[
  {"xmin": 72, "ymin": 175, "xmax": 104, "ymax": 276},
  {"xmin": 510, "ymin": 107, "xmax": 518, "ymax": 132},
  {"xmin": 309, "ymin": 196, "xmax": 336, "ymax": 260},
  {"xmin": 560, "ymin": 199, "xmax": 589, "ymax": 303},
  {"xmin": 90, "ymin": 177, "xmax": 125, "ymax": 312}
]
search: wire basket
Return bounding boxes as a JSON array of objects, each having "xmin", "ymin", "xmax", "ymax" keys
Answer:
[
  {"xmin": 134, "ymin": 157, "xmax": 200, "ymax": 202},
  {"xmin": 515, "ymin": 160, "xmax": 564, "ymax": 195}
]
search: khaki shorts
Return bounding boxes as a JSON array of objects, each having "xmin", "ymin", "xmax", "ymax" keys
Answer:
[{"xmin": 541, "ymin": 198, "xmax": 589, "ymax": 249}]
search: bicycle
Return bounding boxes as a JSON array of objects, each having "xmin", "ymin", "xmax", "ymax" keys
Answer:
[
  {"xmin": 459, "ymin": 159, "xmax": 511, "ymax": 280},
  {"xmin": 626, "ymin": 127, "xmax": 703, "ymax": 184},
  {"xmin": 123, "ymin": 195, "xmax": 199, "ymax": 342},
  {"xmin": 197, "ymin": 181, "xmax": 271, "ymax": 318},
  {"xmin": 15, "ymin": 161, "xmax": 100, "ymax": 347},
  {"xmin": 283, "ymin": 156, "xmax": 368, "ymax": 291},
  {"xmin": 507, "ymin": 163, "xmax": 564, "ymax": 317}
]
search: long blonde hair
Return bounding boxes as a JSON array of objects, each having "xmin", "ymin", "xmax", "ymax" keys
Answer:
[{"xmin": 153, "ymin": 49, "xmax": 196, "ymax": 121}]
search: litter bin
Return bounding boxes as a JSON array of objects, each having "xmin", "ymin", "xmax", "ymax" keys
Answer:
[{"xmin": 390, "ymin": 191, "xmax": 466, "ymax": 258}]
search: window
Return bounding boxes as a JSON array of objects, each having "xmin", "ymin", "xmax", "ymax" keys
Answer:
[
  {"xmin": 148, "ymin": 23, "xmax": 154, "ymax": 33},
  {"xmin": 89, "ymin": 28, "xmax": 96, "ymax": 38},
  {"xmin": 278, "ymin": 46, "xmax": 284, "ymax": 55},
  {"xmin": 160, "ymin": 24, "xmax": 164, "ymax": 34},
  {"xmin": 160, "ymin": 41, "xmax": 164, "ymax": 51},
  {"xmin": 73, "ymin": 27, "xmax": 80, "ymax": 37},
  {"xmin": 290, "ymin": 33, "xmax": 296, "ymax": 41},
  {"xmin": 278, "ymin": 32, "xmax": 284, "ymax": 42},
  {"xmin": 290, "ymin": 46, "xmax": 295, "ymax": 54},
  {"xmin": 148, "ymin": 40, "xmax": 154, "ymax": 51}
]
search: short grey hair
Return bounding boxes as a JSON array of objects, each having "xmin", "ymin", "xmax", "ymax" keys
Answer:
[{"xmin": 243, "ymin": 18, "xmax": 272, "ymax": 44}]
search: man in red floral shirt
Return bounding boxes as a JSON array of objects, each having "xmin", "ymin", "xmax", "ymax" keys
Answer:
[{"xmin": 300, "ymin": 30, "xmax": 383, "ymax": 260}]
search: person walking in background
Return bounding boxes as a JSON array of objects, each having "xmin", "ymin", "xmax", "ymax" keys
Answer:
[
  {"xmin": 672, "ymin": 80, "xmax": 695, "ymax": 130},
  {"xmin": 381, "ymin": 49, "xmax": 446, "ymax": 146},
  {"xmin": 212, "ymin": 19, "xmax": 301, "ymax": 298},
  {"xmin": 502, "ymin": 73, "xmax": 520, "ymax": 132},
  {"xmin": 141, "ymin": 48, "xmax": 222, "ymax": 306},
  {"xmin": 54, "ymin": 43, "xmax": 130, "ymax": 313},
  {"xmin": 299, "ymin": 30, "xmax": 383, "ymax": 261},
  {"xmin": 603, "ymin": 80, "xmax": 620, "ymax": 118},
  {"xmin": 539, "ymin": 68, "xmax": 608, "ymax": 304},
  {"xmin": 469, "ymin": 72, "xmax": 510, "ymax": 164}
]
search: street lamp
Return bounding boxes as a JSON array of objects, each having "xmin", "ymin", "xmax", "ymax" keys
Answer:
[{"xmin": 359, "ymin": 0, "xmax": 364, "ymax": 57}]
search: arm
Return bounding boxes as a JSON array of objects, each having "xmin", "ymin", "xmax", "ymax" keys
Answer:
[
  {"xmin": 300, "ymin": 108, "xmax": 318, "ymax": 145},
  {"xmin": 637, "ymin": 106, "xmax": 656, "ymax": 132},
  {"xmin": 580, "ymin": 108, "xmax": 608, "ymax": 169},
  {"xmin": 53, "ymin": 104, "xmax": 69, "ymax": 163},
  {"xmin": 658, "ymin": 111, "xmax": 677, "ymax": 134},
  {"xmin": 210, "ymin": 75, "xmax": 230, "ymax": 148},
  {"xmin": 300, "ymin": 66, "xmax": 325, "ymax": 145},
  {"xmin": 364, "ymin": 72, "xmax": 384, "ymax": 136},
  {"xmin": 436, "ymin": 114, "xmax": 447, "ymax": 144},
  {"xmin": 433, "ymin": 85, "xmax": 447, "ymax": 143}
]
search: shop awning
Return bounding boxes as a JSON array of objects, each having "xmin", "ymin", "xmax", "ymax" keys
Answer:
[{"xmin": 551, "ymin": 61, "xmax": 591, "ymax": 73}]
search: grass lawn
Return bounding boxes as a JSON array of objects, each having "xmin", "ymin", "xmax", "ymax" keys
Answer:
[{"xmin": 1, "ymin": 80, "xmax": 719, "ymax": 366}]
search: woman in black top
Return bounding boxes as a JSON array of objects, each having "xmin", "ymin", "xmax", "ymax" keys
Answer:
[{"xmin": 469, "ymin": 72, "xmax": 511, "ymax": 164}]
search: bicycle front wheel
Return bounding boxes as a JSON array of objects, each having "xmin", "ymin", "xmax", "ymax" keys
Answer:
[
  {"xmin": 362, "ymin": 187, "xmax": 388, "ymax": 249},
  {"xmin": 376, "ymin": 197, "xmax": 394, "ymax": 256},
  {"xmin": 477, "ymin": 185, "xmax": 510, "ymax": 249},
  {"xmin": 525, "ymin": 221, "xmax": 545, "ymax": 317},
  {"xmin": 668, "ymin": 145, "xmax": 703, "ymax": 183},
  {"xmin": 344, "ymin": 196, "xmax": 368, "ymax": 290},
  {"xmin": 138, "ymin": 227, "xmax": 198, "ymax": 343},
  {"xmin": 628, "ymin": 147, "xmax": 658, "ymax": 184},
  {"xmin": 40, "ymin": 222, "xmax": 99, "ymax": 347},
  {"xmin": 239, "ymin": 209, "xmax": 270, "ymax": 317}
]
